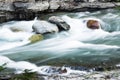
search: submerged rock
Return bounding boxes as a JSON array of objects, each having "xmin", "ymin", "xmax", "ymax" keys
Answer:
[
  {"xmin": 29, "ymin": 34, "xmax": 43, "ymax": 43},
  {"xmin": 87, "ymin": 20, "xmax": 100, "ymax": 29},
  {"xmin": 10, "ymin": 27, "xmax": 23, "ymax": 32},
  {"xmin": 48, "ymin": 16, "xmax": 70, "ymax": 31},
  {"xmin": 32, "ymin": 20, "xmax": 59, "ymax": 34}
]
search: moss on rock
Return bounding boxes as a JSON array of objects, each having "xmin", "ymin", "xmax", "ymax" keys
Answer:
[{"xmin": 29, "ymin": 34, "xmax": 43, "ymax": 43}]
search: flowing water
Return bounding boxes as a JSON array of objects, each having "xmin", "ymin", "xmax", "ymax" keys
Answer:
[{"xmin": 1, "ymin": 9, "xmax": 120, "ymax": 74}]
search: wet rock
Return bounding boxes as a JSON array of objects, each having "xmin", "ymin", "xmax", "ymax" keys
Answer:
[
  {"xmin": 93, "ymin": 66, "xmax": 105, "ymax": 71},
  {"xmin": 0, "ymin": 15, "xmax": 7, "ymax": 23},
  {"xmin": 58, "ymin": 67, "xmax": 67, "ymax": 74},
  {"xmin": 29, "ymin": 34, "xmax": 43, "ymax": 43},
  {"xmin": 10, "ymin": 27, "xmax": 23, "ymax": 32},
  {"xmin": 61, "ymin": 68, "xmax": 67, "ymax": 73},
  {"xmin": 87, "ymin": 20, "xmax": 100, "ymax": 29},
  {"xmin": 32, "ymin": 20, "xmax": 59, "ymax": 34},
  {"xmin": 48, "ymin": 16, "xmax": 70, "ymax": 31}
]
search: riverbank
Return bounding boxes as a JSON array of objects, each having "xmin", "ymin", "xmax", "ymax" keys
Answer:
[
  {"xmin": 43, "ymin": 69, "xmax": 120, "ymax": 80},
  {"xmin": 0, "ymin": 0, "xmax": 120, "ymax": 22},
  {"xmin": 1, "ymin": 65, "xmax": 120, "ymax": 80}
]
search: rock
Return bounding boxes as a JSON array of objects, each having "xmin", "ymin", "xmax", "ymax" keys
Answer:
[
  {"xmin": 0, "ymin": 1, "xmax": 14, "ymax": 11},
  {"xmin": 29, "ymin": 34, "xmax": 43, "ymax": 43},
  {"xmin": 87, "ymin": 20, "xmax": 100, "ymax": 29},
  {"xmin": 32, "ymin": 20, "xmax": 59, "ymax": 34},
  {"xmin": 60, "ymin": 2, "xmax": 74, "ymax": 11},
  {"xmin": 13, "ymin": 1, "xmax": 28, "ymax": 10},
  {"xmin": 48, "ymin": 16, "xmax": 70, "ymax": 31},
  {"xmin": 10, "ymin": 27, "xmax": 23, "ymax": 32},
  {"xmin": 60, "ymin": 68, "xmax": 67, "ymax": 74},
  {"xmin": 0, "ymin": 0, "xmax": 120, "ymax": 23},
  {"xmin": 0, "ymin": 15, "xmax": 7, "ymax": 23},
  {"xmin": 49, "ymin": 0, "xmax": 60, "ymax": 11},
  {"xmin": 28, "ymin": 1, "xmax": 49, "ymax": 12},
  {"xmin": 49, "ymin": 16, "xmax": 65, "ymax": 23}
]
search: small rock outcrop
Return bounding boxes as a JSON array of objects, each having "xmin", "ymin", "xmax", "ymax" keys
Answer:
[
  {"xmin": 32, "ymin": 20, "xmax": 59, "ymax": 34},
  {"xmin": 48, "ymin": 16, "xmax": 70, "ymax": 31}
]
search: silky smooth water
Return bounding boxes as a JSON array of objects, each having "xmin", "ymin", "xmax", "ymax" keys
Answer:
[{"xmin": 1, "ymin": 9, "xmax": 120, "ymax": 72}]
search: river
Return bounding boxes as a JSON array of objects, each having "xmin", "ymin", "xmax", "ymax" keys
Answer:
[{"xmin": 0, "ymin": 9, "xmax": 120, "ymax": 74}]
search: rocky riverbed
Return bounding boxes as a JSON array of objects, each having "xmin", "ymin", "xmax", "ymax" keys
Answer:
[
  {"xmin": 43, "ymin": 70, "xmax": 120, "ymax": 80},
  {"xmin": 1, "ymin": 66, "xmax": 120, "ymax": 80}
]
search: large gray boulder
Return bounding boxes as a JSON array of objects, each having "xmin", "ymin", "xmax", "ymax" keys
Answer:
[
  {"xmin": 48, "ymin": 16, "xmax": 70, "ymax": 31},
  {"xmin": 32, "ymin": 20, "xmax": 59, "ymax": 34}
]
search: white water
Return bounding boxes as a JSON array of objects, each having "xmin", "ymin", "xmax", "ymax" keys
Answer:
[
  {"xmin": 1, "ymin": 9, "xmax": 120, "ymax": 75},
  {"xmin": 0, "ymin": 17, "xmax": 37, "ymax": 51}
]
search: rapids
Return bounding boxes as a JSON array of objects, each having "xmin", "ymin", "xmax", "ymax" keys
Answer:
[{"xmin": 1, "ymin": 9, "xmax": 120, "ymax": 74}]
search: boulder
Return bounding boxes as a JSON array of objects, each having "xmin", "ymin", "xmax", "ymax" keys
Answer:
[
  {"xmin": 87, "ymin": 20, "xmax": 100, "ymax": 29},
  {"xmin": 32, "ymin": 20, "xmax": 59, "ymax": 34},
  {"xmin": 29, "ymin": 34, "xmax": 43, "ymax": 43},
  {"xmin": 48, "ymin": 16, "xmax": 70, "ymax": 31}
]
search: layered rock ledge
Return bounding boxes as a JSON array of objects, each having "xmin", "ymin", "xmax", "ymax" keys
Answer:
[{"xmin": 0, "ymin": 0, "xmax": 120, "ymax": 22}]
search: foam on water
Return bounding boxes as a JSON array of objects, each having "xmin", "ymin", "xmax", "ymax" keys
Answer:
[
  {"xmin": 0, "ymin": 41, "xmax": 30, "ymax": 51},
  {"xmin": 0, "ymin": 28, "xmax": 33, "ymax": 41},
  {"xmin": 0, "ymin": 28, "xmax": 33, "ymax": 51},
  {"xmin": 0, "ymin": 14, "xmax": 119, "ymax": 53},
  {"xmin": 0, "ymin": 56, "xmax": 87, "ymax": 75},
  {"xmin": 2, "ymin": 17, "xmax": 37, "ymax": 32},
  {"xmin": 0, "ymin": 17, "xmax": 38, "ymax": 51}
]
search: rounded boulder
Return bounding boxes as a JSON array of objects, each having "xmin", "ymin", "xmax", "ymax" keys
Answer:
[
  {"xmin": 87, "ymin": 20, "xmax": 100, "ymax": 29},
  {"xmin": 48, "ymin": 16, "xmax": 70, "ymax": 31}
]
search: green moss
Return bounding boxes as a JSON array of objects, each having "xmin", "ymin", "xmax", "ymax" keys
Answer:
[
  {"xmin": 11, "ymin": 69, "xmax": 38, "ymax": 80},
  {"xmin": 0, "ymin": 63, "xmax": 7, "ymax": 72},
  {"xmin": 29, "ymin": 34, "xmax": 43, "ymax": 43}
]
